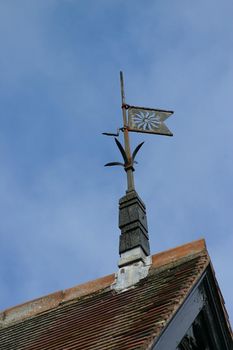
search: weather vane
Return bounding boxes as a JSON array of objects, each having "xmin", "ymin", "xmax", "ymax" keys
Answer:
[{"xmin": 103, "ymin": 71, "xmax": 173, "ymax": 192}]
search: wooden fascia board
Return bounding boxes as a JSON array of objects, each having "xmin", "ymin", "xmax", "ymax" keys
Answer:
[
  {"xmin": 151, "ymin": 274, "xmax": 206, "ymax": 350},
  {"xmin": 203, "ymin": 265, "xmax": 233, "ymax": 349},
  {"xmin": 150, "ymin": 265, "xmax": 232, "ymax": 350}
]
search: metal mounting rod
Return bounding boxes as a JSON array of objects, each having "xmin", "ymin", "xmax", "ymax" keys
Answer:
[{"xmin": 120, "ymin": 71, "xmax": 135, "ymax": 192}]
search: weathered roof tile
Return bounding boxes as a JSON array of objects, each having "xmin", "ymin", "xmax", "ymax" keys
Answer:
[{"xmin": 0, "ymin": 239, "xmax": 211, "ymax": 349}]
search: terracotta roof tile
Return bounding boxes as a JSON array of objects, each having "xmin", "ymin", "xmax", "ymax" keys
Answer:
[{"xmin": 0, "ymin": 239, "xmax": 210, "ymax": 349}]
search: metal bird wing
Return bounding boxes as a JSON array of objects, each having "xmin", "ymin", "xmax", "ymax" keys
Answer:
[
  {"xmin": 105, "ymin": 162, "xmax": 124, "ymax": 167},
  {"xmin": 132, "ymin": 142, "xmax": 144, "ymax": 161},
  {"xmin": 104, "ymin": 138, "xmax": 129, "ymax": 168},
  {"xmin": 114, "ymin": 138, "xmax": 129, "ymax": 165},
  {"xmin": 128, "ymin": 106, "xmax": 173, "ymax": 136}
]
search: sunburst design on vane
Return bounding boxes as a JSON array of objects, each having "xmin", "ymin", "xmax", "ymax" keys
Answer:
[{"xmin": 131, "ymin": 111, "xmax": 161, "ymax": 131}]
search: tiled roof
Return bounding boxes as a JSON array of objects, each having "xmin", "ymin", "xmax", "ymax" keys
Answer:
[{"xmin": 0, "ymin": 239, "xmax": 213, "ymax": 349}]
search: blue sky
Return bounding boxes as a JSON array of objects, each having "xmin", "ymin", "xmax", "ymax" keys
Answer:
[{"xmin": 0, "ymin": 0, "xmax": 232, "ymax": 324}]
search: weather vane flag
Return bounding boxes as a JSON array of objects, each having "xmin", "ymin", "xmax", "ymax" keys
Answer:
[
  {"xmin": 103, "ymin": 71, "xmax": 173, "ymax": 192},
  {"xmin": 127, "ymin": 106, "xmax": 173, "ymax": 136}
]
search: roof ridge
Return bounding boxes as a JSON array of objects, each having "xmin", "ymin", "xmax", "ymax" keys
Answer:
[
  {"xmin": 0, "ymin": 274, "xmax": 115, "ymax": 329},
  {"xmin": 151, "ymin": 238, "xmax": 207, "ymax": 269},
  {"xmin": 0, "ymin": 238, "xmax": 207, "ymax": 328}
]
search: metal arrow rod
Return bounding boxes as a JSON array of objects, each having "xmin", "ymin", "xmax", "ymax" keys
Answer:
[{"xmin": 120, "ymin": 71, "xmax": 135, "ymax": 192}]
